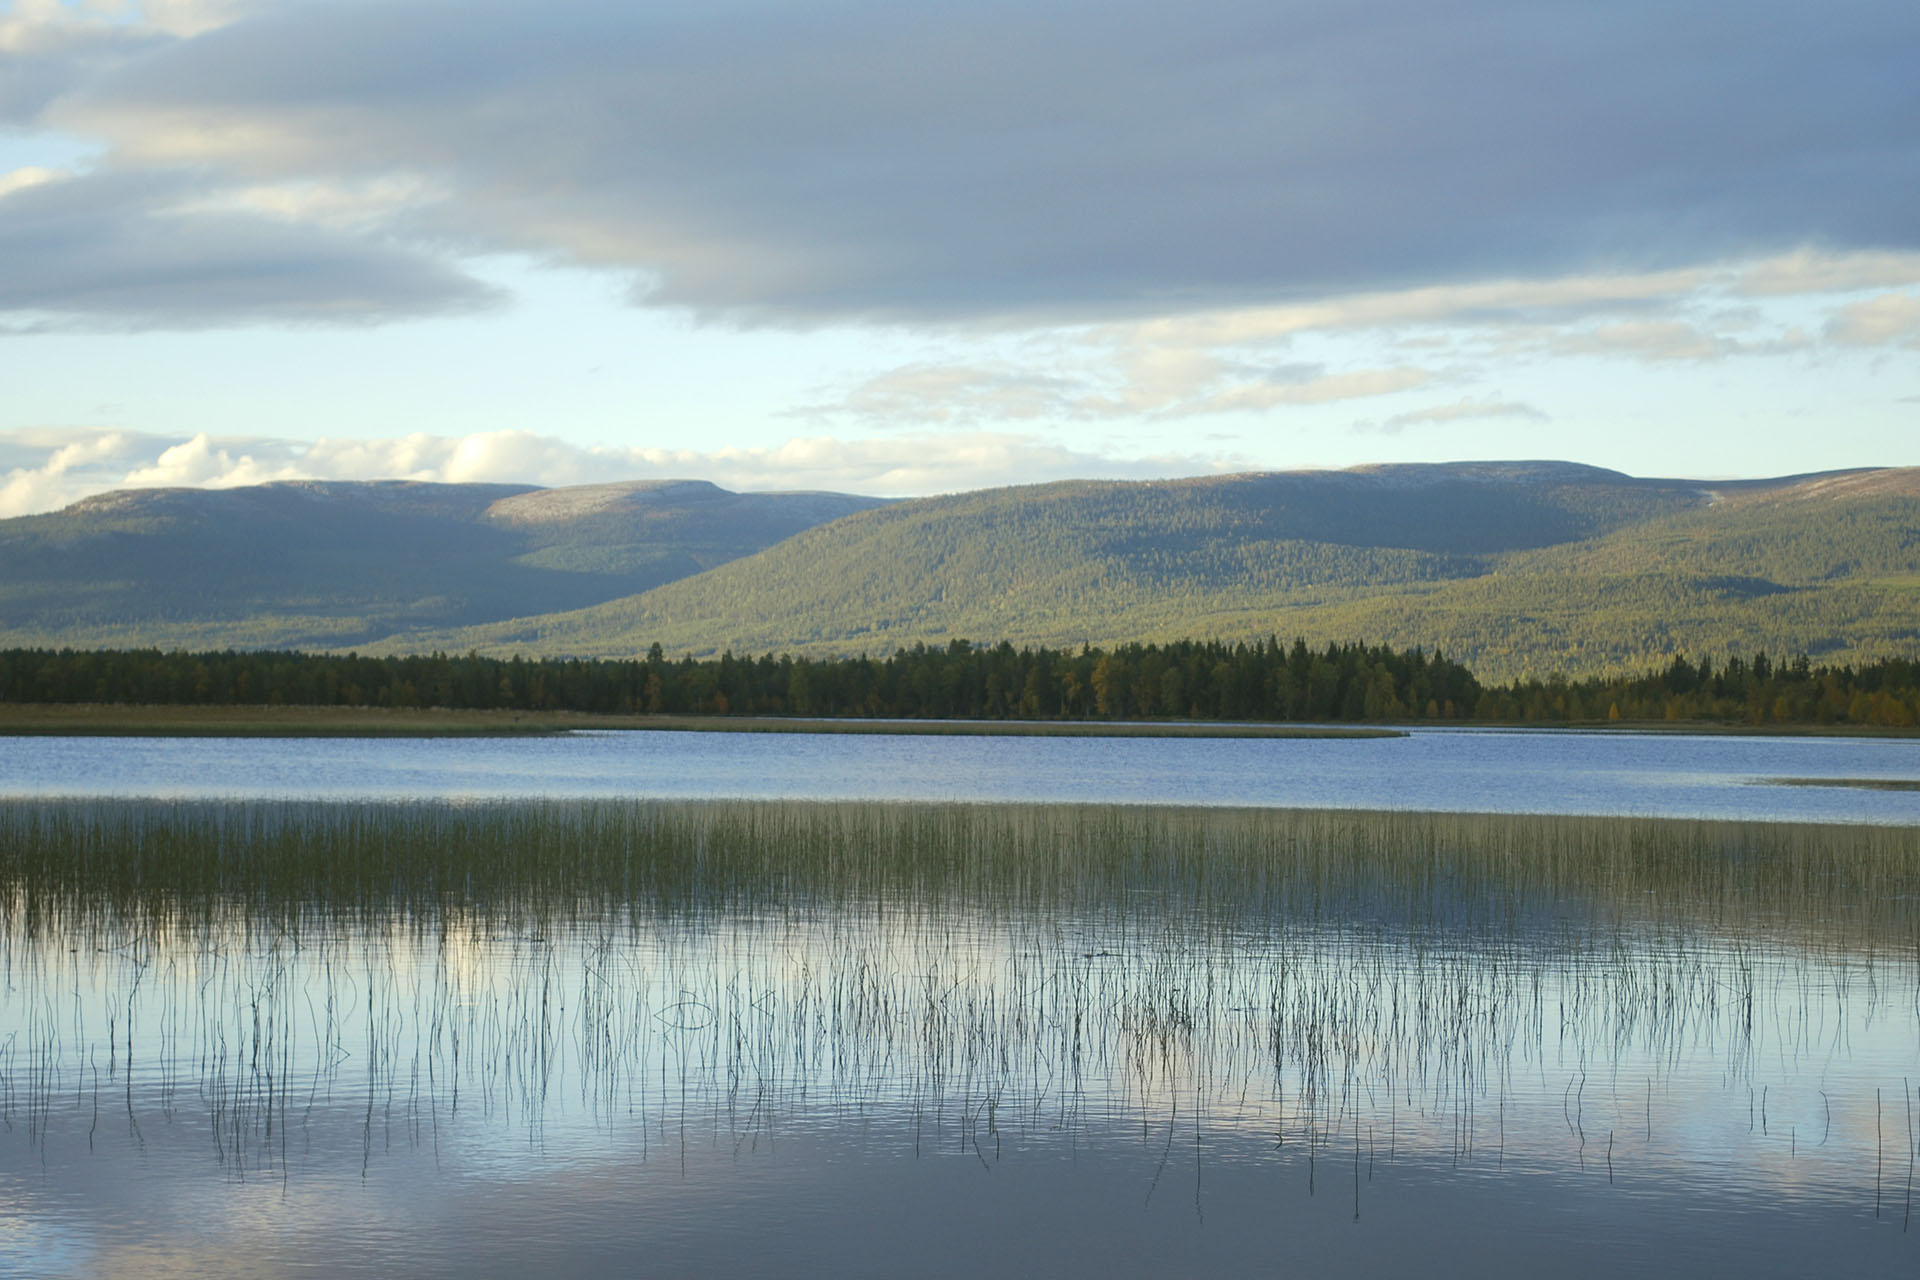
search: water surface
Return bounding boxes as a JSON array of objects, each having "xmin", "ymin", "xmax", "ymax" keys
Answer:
[
  {"xmin": 2, "ymin": 799, "xmax": 1916, "ymax": 1277},
  {"xmin": 3, "ymin": 726, "xmax": 1918, "ymax": 821}
]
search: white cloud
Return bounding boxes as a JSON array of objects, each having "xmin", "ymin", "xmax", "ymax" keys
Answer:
[
  {"xmin": 169, "ymin": 173, "xmax": 445, "ymax": 230},
  {"xmin": 1825, "ymin": 292, "xmax": 1920, "ymax": 347},
  {"xmin": 820, "ymin": 350, "xmax": 1433, "ymax": 427},
  {"xmin": 117, "ymin": 431, "xmax": 297, "ymax": 488},
  {"xmin": 294, "ymin": 430, "xmax": 1236, "ymax": 497},
  {"xmin": 136, "ymin": 0, "xmax": 261, "ymax": 39},
  {"xmin": 0, "ymin": 164, "xmax": 62, "ymax": 199},
  {"xmin": 773, "ymin": 243, "xmax": 1920, "ymax": 443},
  {"xmin": 823, "ymin": 363, "xmax": 1083, "ymax": 426},
  {"xmin": 1555, "ymin": 320, "xmax": 1729, "ymax": 362},
  {"xmin": 1183, "ymin": 367, "xmax": 1431, "ymax": 414},
  {"xmin": 1734, "ymin": 249, "xmax": 1920, "ymax": 298},
  {"xmin": 1103, "ymin": 267, "xmax": 1714, "ymax": 350},
  {"xmin": 824, "ymin": 247, "xmax": 1887, "ymax": 434},
  {"xmin": 1536, "ymin": 317, "xmax": 1820, "ymax": 363},
  {"xmin": 0, "ymin": 426, "xmax": 1241, "ymax": 515},
  {"xmin": 1356, "ymin": 398, "xmax": 1549, "ymax": 436},
  {"xmin": 672, "ymin": 433, "xmax": 1232, "ymax": 495},
  {"xmin": 0, "ymin": 427, "xmax": 133, "ymax": 515},
  {"xmin": 1093, "ymin": 248, "xmax": 1919, "ymax": 355}
]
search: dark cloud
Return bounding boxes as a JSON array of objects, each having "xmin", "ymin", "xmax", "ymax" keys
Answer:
[
  {"xmin": 22, "ymin": 0, "xmax": 1920, "ymax": 324},
  {"xmin": 0, "ymin": 15, "xmax": 161, "ymax": 125},
  {"xmin": 0, "ymin": 169, "xmax": 498, "ymax": 326}
]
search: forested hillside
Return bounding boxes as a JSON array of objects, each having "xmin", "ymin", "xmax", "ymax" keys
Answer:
[
  {"xmin": 412, "ymin": 463, "xmax": 1920, "ymax": 682},
  {"xmin": 0, "ymin": 479, "xmax": 884, "ymax": 651},
  {"xmin": 6, "ymin": 463, "xmax": 1916, "ymax": 682}
]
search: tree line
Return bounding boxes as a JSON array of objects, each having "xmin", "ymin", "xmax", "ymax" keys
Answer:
[
  {"xmin": 1481, "ymin": 652, "xmax": 1920, "ymax": 728},
  {"xmin": 0, "ymin": 642, "xmax": 1915, "ymax": 728}
]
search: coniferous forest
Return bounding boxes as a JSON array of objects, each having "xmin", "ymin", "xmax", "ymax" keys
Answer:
[{"xmin": 3, "ymin": 642, "xmax": 1917, "ymax": 729}]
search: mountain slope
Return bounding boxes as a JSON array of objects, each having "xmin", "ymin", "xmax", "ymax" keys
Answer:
[
  {"xmin": 402, "ymin": 462, "xmax": 1920, "ymax": 680},
  {"xmin": 0, "ymin": 479, "xmax": 886, "ymax": 650}
]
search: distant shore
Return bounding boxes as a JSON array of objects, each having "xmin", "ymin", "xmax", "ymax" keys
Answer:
[
  {"xmin": 0, "ymin": 703, "xmax": 1405, "ymax": 739},
  {"xmin": 1441, "ymin": 719, "xmax": 1920, "ymax": 739},
  {"xmin": 2, "ymin": 702, "xmax": 1915, "ymax": 740}
]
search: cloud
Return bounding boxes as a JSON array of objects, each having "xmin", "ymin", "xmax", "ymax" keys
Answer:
[
  {"xmin": 0, "ymin": 427, "xmax": 134, "ymax": 516},
  {"xmin": 1490, "ymin": 314, "xmax": 1815, "ymax": 363},
  {"xmin": 117, "ymin": 432, "xmax": 297, "ymax": 488},
  {"xmin": 1734, "ymin": 249, "xmax": 1920, "ymax": 298},
  {"xmin": 137, "ymin": 1, "xmax": 263, "ymax": 39},
  {"xmin": 825, "ymin": 364, "xmax": 1085, "ymax": 425},
  {"xmin": 0, "ymin": 165, "xmax": 60, "ymax": 198},
  {"xmin": 1554, "ymin": 321, "xmax": 1736, "ymax": 362},
  {"xmin": 1180, "ymin": 366, "xmax": 1432, "ymax": 414},
  {"xmin": 654, "ymin": 433, "xmax": 1233, "ymax": 496},
  {"xmin": 1099, "ymin": 249, "xmax": 1920, "ymax": 356},
  {"xmin": 0, "ymin": 0, "xmax": 247, "ymax": 126},
  {"xmin": 794, "ymin": 245, "xmax": 1913, "ymax": 435},
  {"xmin": 310, "ymin": 430, "xmax": 1240, "ymax": 497},
  {"xmin": 0, "ymin": 426, "xmax": 1241, "ymax": 515},
  {"xmin": 0, "ymin": 167, "xmax": 497, "ymax": 325},
  {"xmin": 1102, "ymin": 267, "xmax": 1716, "ymax": 350},
  {"xmin": 9, "ymin": 0, "xmax": 1913, "ymax": 326},
  {"xmin": 816, "ymin": 352, "xmax": 1431, "ymax": 425},
  {"xmin": 1357, "ymin": 398, "xmax": 1550, "ymax": 436},
  {"xmin": 1824, "ymin": 292, "xmax": 1920, "ymax": 347},
  {"xmin": 0, "ymin": 2, "xmax": 150, "ymax": 123}
]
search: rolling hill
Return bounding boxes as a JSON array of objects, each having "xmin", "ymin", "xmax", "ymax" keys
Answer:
[
  {"xmin": 6, "ymin": 462, "xmax": 1915, "ymax": 682},
  {"xmin": 393, "ymin": 463, "xmax": 1920, "ymax": 682},
  {"xmin": 0, "ymin": 479, "xmax": 886, "ymax": 651}
]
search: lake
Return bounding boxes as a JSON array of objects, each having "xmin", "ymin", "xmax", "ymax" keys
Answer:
[
  {"xmin": 2, "ymin": 724, "xmax": 1918, "ymax": 820},
  {"xmin": 1, "ymin": 729, "xmax": 1917, "ymax": 1276}
]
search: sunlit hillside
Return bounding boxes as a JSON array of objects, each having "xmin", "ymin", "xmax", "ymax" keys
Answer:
[{"xmin": 401, "ymin": 463, "xmax": 1920, "ymax": 682}]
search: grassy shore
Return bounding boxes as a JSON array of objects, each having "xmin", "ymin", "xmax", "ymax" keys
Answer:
[
  {"xmin": 1760, "ymin": 776, "xmax": 1920, "ymax": 791},
  {"xmin": 0, "ymin": 702, "xmax": 1404, "ymax": 739},
  {"xmin": 1494, "ymin": 717, "xmax": 1920, "ymax": 738}
]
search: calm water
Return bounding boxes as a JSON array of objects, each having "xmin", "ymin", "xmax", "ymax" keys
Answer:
[
  {"xmin": 1, "ymin": 725, "xmax": 1917, "ymax": 821},
  {"xmin": 2, "ymin": 735, "xmax": 1918, "ymax": 1277}
]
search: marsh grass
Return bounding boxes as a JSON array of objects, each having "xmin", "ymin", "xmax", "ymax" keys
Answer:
[
  {"xmin": 1762, "ymin": 777, "xmax": 1920, "ymax": 792},
  {"xmin": 3, "ymin": 799, "xmax": 1918, "ymax": 1212},
  {"xmin": 4, "ymin": 799, "xmax": 1915, "ymax": 948}
]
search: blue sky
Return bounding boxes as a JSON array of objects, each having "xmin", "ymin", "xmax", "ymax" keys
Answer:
[{"xmin": 2, "ymin": 0, "xmax": 1916, "ymax": 514}]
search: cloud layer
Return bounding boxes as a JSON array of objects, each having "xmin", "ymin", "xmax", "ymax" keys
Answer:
[
  {"xmin": 795, "ymin": 248, "xmax": 1919, "ymax": 430},
  {"xmin": 5, "ymin": 0, "xmax": 1917, "ymax": 327},
  {"xmin": 0, "ymin": 167, "xmax": 497, "ymax": 325}
]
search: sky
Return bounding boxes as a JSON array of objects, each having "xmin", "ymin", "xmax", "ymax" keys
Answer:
[{"xmin": 1, "ymin": 0, "xmax": 1917, "ymax": 515}]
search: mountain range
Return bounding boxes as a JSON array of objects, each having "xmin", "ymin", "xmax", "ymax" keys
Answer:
[
  {"xmin": 0, "ymin": 479, "xmax": 884, "ymax": 652},
  {"xmin": 3, "ymin": 461, "xmax": 1915, "ymax": 681}
]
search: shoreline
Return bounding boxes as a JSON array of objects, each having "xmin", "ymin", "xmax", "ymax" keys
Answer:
[
  {"xmin": 0, "ymin": 702, "xmax": 1913, "ymax": 740},
  {"xmin": 0, "ymin": 703, "xmax": 1403, "ymax": 739}
]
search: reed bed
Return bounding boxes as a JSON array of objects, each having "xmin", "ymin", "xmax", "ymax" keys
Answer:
[
  {"xmin": 2, "ymin": 798, "xmax": 1917, "ymax": 1213},
  {"xmin": 3, "ymin": 798, "xmax": 1916, "ymax": 949}
]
